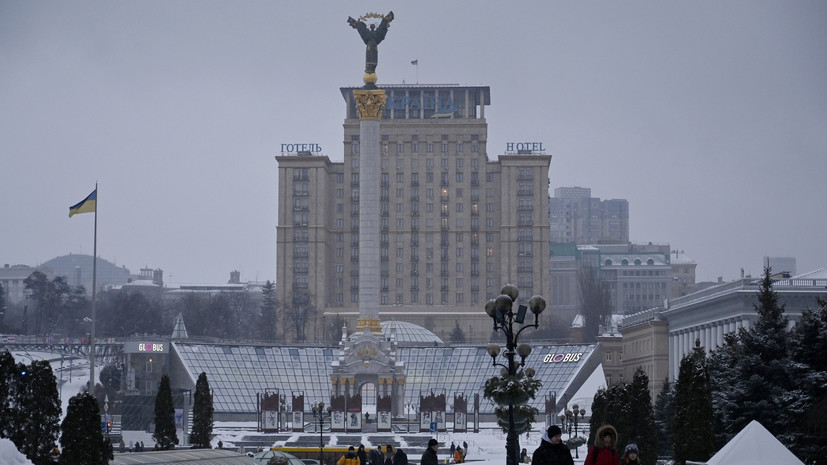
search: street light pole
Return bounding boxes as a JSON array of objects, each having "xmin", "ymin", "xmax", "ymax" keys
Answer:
[
  {"xmin": 571, "ymin": 405, "xmax": 585, "ymax": 459},
  {"xmin": 312, "ymin": 402, "xmax": 332, "ymax": 465},
  {"xmin": 484, "ymin": 284, "xmax": 546, "ymax": 465}
]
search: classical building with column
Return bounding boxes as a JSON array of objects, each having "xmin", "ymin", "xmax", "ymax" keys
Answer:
[
  {"xmin": 618, "ymin": 267, "xmax": 827, "ymax": 388},
  {"xmin": 276, "ymin": 84, "xmax": 551, "ymax": 343}
]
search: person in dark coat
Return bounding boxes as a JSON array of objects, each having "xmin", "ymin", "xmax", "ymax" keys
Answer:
[
  {"xmin": 358, "ymin": 444, "xmax": 367, "ymax": 465},
  {"xmin": 584, "ymin": 424, "xmax": 618, "ymax": 465},
  {"xmin": 421, "ymin": 438, "xmax": 439, "ymax": 465},
  {"xmin": 531, "ymin": 425, "xmax": 574, "ymax": 465},
  {"xmin": 392, "ymin": 447, "xmax": 408, "ymax": 465},
  {"xmin": 369, "ymin": 445, "xmax": 385, "ymax": 465}
]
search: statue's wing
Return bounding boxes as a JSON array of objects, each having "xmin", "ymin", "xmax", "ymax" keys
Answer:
[
  {"xmin": 375, "ymin": 18, "xmax": 390, "ymax": 42},
  {"xmin": 355, "ymin": 22, "xmax": 371, "ymax": 42}
]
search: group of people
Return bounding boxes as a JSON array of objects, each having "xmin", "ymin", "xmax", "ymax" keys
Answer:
[
  {"xmin": 449, "ymin": 441, "xmax": 468, "ymax": 463},
  {"xmin": 117, "ymin": 440, "xmax": 146, "ymax": 453},
  {"xmin": 530, "ymin": 424, "xmax": 641, "ymax": 465},
  {"xmin": 338, "ymin": 443, "xmax": 408, "ymax": 465},
  {"xmin": 340, "ymin": 439, "xmax": 468, "ymax": 465}
]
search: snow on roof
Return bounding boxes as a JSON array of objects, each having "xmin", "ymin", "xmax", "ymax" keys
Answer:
[
  {"xmin": 124, "ymin": 280, "xmax": 159, "ymax": 286},
  {"xmin": 670, "ymin": 253, "xmax": 696, "ymax": 265},
  {"xmin": 791, "ymin": 266, "xmax": 827, "ymax": 280}
]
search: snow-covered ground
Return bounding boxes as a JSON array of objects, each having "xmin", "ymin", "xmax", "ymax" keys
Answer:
[
  {"xmin": 209, "ymin": 422, "xmax": 591, "ymax": 464},
  {"xmin": 0, "ymin": 438, "xmax": 35, "ymax": 465}
]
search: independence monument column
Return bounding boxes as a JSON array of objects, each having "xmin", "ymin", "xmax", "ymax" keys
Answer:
[{"xmin": 348, "ymin": 11, "xmax": 393, "ymax": 333}]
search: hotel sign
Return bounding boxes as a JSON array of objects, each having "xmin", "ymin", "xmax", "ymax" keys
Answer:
[
  {"xmin": 281, "ymin": 143, "xmax": 323, "ymax": 154},
  {"xmin": 506, "ymin": 142, "xmax": 545, "ymax": 152}
]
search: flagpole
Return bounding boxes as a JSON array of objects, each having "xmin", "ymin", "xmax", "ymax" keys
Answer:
[{"xmin": 89, "ymin": 182, "xmax": 97, "ymax": 396}]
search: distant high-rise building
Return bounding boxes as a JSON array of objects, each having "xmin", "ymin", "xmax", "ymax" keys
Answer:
[
  {"xmin": 765, "ymin": 256, "xmax": 796, "ymax": 276},
  {"xmin": 276, "ymin": 84, "xmax": 551, "ymax": 343},
  {"xmin": 549, "ymin": 186, "xmax": 629, "ymax": 244}
]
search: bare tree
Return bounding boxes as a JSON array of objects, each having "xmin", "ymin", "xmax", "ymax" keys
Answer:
[{"xmin": 578, "ymin": 266, "xmax": 612, "ymax": 342}]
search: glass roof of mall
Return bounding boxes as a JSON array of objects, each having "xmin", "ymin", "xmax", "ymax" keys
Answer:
[{"xmin": 174, "ymin": 343, "xmax": 597, "ymax": 415}]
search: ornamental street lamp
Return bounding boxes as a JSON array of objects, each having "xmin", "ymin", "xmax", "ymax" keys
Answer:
[
  {"xmin": 405, "ymin": 401, "xmax": 416, "ymax": 433},
  {"xmin": 311, "ymin": 402, "xmax": 332, "ymax": 465},
  {"xmin": 484, "ymin": 284, "xmax": 547, "ymax": 465},
  {"xmin": 570, "ymin": 404, "xmax": 586, "ymax": 459}
]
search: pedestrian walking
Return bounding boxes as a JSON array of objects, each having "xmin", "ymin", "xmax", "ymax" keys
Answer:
[
  {"xmin": 584, "ymin": 424, "xmax": 618, "ymax": 465},
  {"xmin": 454, "ymin": 446, "xmax": 464, "ymax": 463},
  {"xmin": 358, "ymin": 444, "xmax": 367, "ymax": 465},
  {"xmin": 384, "ymin": 445, "xmax": 395, "ymax": 465},
  {"xmin": 392, "ymin": 447, "xmax": 408, "ymax": 465},
  {"xmin": 369, "ymin": 445, "xmax": 385, "ymax": 465},
  {"xmin": 421, "ymin": 438, "xmax": 439, "ymax": 465},
  {"xmin": 531, "ymin": 425, "xmax": 573, "ymax": 465},
  {"xmin": 338, "ymin": 446, "xmax": 360, "ymax": 465},
  {"xmin": 621, "ymin": 443, "xmax": 641, "ymax": 465}
]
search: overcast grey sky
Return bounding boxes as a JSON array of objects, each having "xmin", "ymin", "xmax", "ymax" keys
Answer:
[{"xmin": 2, "ymin": 1, "xmax": 825, "ymax": 285}]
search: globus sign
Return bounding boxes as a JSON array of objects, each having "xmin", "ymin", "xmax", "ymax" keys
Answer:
[
  {"xmin": 124, "ymin": 341, "xmax": 168, "ymax": 354},
  {"xmin": 543, "ymin": 352, "xmax": 583, "ymax": 363},
  {"xmin": 138, "ymin": 343, "xmax": 164, "ymax": 352}
]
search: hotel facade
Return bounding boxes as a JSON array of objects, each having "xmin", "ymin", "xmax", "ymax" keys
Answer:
[{"xmin": 276, "ymin": 84, "xmax": 552, "ymax": 343}]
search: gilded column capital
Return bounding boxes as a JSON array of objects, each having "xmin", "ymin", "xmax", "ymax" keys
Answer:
[
  {"xmin": 353, "ymin": 89, "xmax": 387, "ymax": 121},
  {"xmin": 356, "ymin": 317, "xmax": 383, "ymax": 334}
]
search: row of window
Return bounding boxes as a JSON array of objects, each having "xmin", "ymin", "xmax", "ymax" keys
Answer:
[{"xmin": 353, "ymin": 142, "xmax": 480, "ymax": 155}]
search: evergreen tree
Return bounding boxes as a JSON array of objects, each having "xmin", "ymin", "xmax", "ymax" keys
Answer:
[
  {"xmin": 626, "ymin": 369, "xmax": 658, "ymax": 465},
  {"xmin": 672, "ymin": 341, "xmax": 715, "ymax": 465},
  {"xmin": 259, "ymin": 280, "xmax": 278, "ymax": 341},
  {"xmin": 59, "ymin": 392, "xmax": 111, "ymax": 465},
  {"xmin": 450, "ymin": 321, "xmax": 467, "ymax": 343},
  {"xmin": 153, "ymin": 374, "xmax": 178, "ymax": 450},
  {"xmin": 781, "ymin": 297, "xmax": 827, "ymax": 463},
  {"xmin": 99, "ymin": 365, "xmax": 121, "ymax": 393},
  {"xmin": 12, "ymin": 360, "xmax": 61, "ymax": 465},
  {"xmin": 190, "ymin": 372, "xmax": 214, "ymax": 448},
  {"xmin": 587, "ymin": 387, "xmax": 608, "ymax": 447},
  {"xmin": 653, "ymin": 378, "xmax": 674, "ymax": 457},
  {"xmin": 0, "ymin": 350, "xmax": 18, "ymax": 439},
  {"xmin": 709, "ymin": 266, "xmax": 792, "ymax": 446},
  {"xmin": 586, "ymin": 373, "xmax": 656, "ymax": 464}
]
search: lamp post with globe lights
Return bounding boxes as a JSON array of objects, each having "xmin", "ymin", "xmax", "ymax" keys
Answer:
[
  {"xmin": 311, "ymin": 402, "xmax": 332, "ymax": 465},
  {"xmin": 482, "ymin": 284, "xmax": 547, "ymax": 465},
  {"xmin": 570, "ymin": 404, "xmax": 586, "ymax": 459}
]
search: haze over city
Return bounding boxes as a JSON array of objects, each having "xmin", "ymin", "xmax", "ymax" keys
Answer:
[{"xmin": 2, "ymin": 1, "xmax": 825, "ymax": 285}]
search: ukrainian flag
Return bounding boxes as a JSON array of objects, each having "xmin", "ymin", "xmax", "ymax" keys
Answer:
[{"xmin": 69, "ymin": 189, "xmax": 97, "ymax": 217}]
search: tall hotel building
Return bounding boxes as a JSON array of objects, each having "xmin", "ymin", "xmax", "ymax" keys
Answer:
[{"xmin": 277, "ymin": 85, "xmax": 551, "ymax": 343}]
